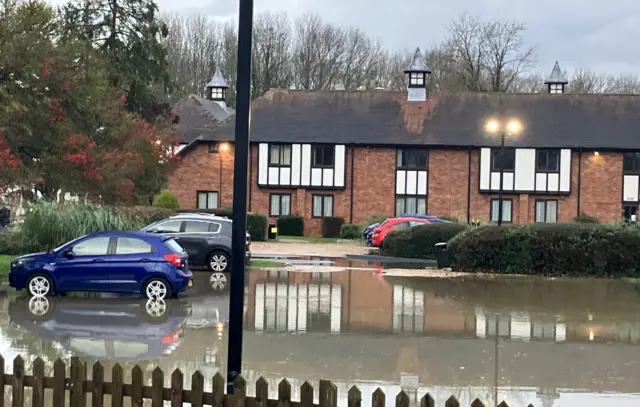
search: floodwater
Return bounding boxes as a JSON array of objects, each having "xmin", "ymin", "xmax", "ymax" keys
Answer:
[{"xmin": 3, "ymin": 258, "xmax": 640, "ymax": 407}]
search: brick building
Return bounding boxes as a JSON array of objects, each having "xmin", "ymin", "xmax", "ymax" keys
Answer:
[{"xmin": 169, "ymin": 49, "xmax": 640, "ymax": 235}]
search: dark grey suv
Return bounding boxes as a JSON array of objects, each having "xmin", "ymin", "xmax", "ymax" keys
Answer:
[{"xmin": 141, "ymin": 213, "xmax": 251, "ymax": 273}]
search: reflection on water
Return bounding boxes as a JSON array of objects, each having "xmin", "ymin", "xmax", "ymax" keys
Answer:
[{"xmin": 3, "ymin": 262, "xmax": 640, "ymax": 406}]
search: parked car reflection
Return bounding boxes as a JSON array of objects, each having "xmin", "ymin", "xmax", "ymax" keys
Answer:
[{"xmin": 8, "ymin": 296, "xmax": 191, "ymax": 360}]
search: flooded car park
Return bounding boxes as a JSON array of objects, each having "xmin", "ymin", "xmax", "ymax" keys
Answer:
[{"xmin": 2, "ymin": 261, "xmax": 640, "ymax": 406}]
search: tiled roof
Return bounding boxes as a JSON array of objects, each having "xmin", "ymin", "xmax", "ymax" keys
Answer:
[
  {"xmin": 178, "ymin": 89, "xmax": 640, "ymax": 150},
  {"xmin": 172, "ymin": 95, "xmax": 235, "ymax": 144}
]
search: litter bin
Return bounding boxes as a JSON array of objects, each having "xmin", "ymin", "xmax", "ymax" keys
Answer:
[
  {"xmin": 268, "ymin": 223, "xmax": 278, "ymax": 240},
  {"xmin": 434, "ymin": 242, "xmax": 451, "ymax": 269}
]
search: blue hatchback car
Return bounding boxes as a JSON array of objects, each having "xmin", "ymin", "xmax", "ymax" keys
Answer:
[{"xmin": 8, "ymin": 231, "xmax": 193, "ymax": 299}]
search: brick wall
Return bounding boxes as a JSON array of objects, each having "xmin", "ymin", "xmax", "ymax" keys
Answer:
[
  {"xmin": 168, "ymin": 143, "xmax": 234, "ymax": 210},
  {"xmin": 579, "ymin": 152, "xmax": 622, "ymax": 222},
  {"xmin": 167, "ymin": 144, "xmax": 627, "ymax": 234}
]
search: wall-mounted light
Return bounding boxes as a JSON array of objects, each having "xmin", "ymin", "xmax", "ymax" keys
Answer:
[
  {"xmin": 594, "ymin": 151, "xmax": 600, "ymax": 156},
  {"xmin": 219, "ymin": 142, "xmax": 230, "ymax": 152}
]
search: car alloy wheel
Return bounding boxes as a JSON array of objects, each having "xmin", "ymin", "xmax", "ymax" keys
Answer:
[
  {"xmin": 28, "ymin": 296, "xmax": 50, "ymax": 316},
  {"xmin": 28, "ymin": 275, "xmax": 51, "ymax": 297},
  {"xmin": 145, "ymin": 299, "xmax": 168, "ymax": 318},
  {"xmin": 209, "ymin": 252, "xmax": 229, "ymax": 272},
  {"xmin": 145, "ymin": 280, "xmax": 168, "ymax": 300},
  {"xmin": 209, "ymin": 272, "xmax": 228, "ymax": 291}
]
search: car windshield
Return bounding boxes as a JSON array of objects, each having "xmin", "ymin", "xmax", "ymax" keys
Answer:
[
  {"xmin": 164, "ymin": 238, "xmax": 184, "ymax": 253},
  {"xmin": 52, "ymin": 235, "xmax": 87, "ymax": 253}
]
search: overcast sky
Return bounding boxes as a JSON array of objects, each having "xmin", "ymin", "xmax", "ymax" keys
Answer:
[{"xmin": 152, "ymin": 0, "xmax": 640, "ymax": 76}]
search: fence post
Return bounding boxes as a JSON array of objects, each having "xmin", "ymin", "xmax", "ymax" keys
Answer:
[
  {"xmin": 170, "ymin": 369, "xmax": 184, "ymax": 407},
  {"xmin": 191, "ymin": 371, "xmax": 205, "ymax": 407},
  {"xmin": 347, "ymin": 386, "xmax": 361, "ymax": 407},
  {"xmin": 255, "ymin": 377, "xmax": 268, "ymax": 407},
  {"xmin": 232, "ymin": 375, "xmax": 246, "ymax": 407},
  {"xmin": 300, "ymin": 382, "xmax": 313, "ymax": 407},
  {"xmin": 277, "ymin": 379, "xmax": 291, "ymax": 407},
  {"xmin": 32, "ymin": 358, "xmax": 45, "ymax": 407},
  {"xmin": 52, "ymin": 359, "xmax": 66, "ymax": 407},
  {"xmin": 372, "ymin": 388, "xmax": 385, "ymax": 407},
  {"xmin": 131, "ymin": 366, "xmax": 144, "ymax": 407},
  {"xmin": 151, "ymin": 367, "xmax": 164, "ymax": 407},
  {"xmin": 70, "ymin": 358, "xmax": 86, "ymax": 407},
  {"xmin": 92, "ymin": 362, "xmax": 104, "ymax": 407},
  {"xmin": 319, "ymin": 380, "xmax": 337, "ymax": 407},
  {"xmin": 111, "ymin": 364, "xmax": 124, "ymax": 407},
  {"xmin": 11, "ymin": 356, "xmax": 24, "ymax": 407},
  {"xmin": 212, "ymin": 373, "xmax": 225, "ymax": 407}
]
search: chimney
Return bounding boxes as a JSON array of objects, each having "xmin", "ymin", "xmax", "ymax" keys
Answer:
[
  {"xmin": 403, "ymin": 47, "xmax": 431, "ymax": 102},
  {"xmin": 544, "ymin": 61, "xmax": 569, "ymax": 94},
  {"xmin": 204, "ymin": 67, "xmax": 230, "ymax": 109}
]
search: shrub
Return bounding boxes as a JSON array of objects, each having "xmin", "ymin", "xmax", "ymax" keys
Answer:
[
  {"xmin": 382, "ymin": 223, "xmax": 469, "ymax": 259},
  {"xmin": 322, "ymin": 217, "xmax": 344, "ymax": 238},
  {"xmin": 20, "ymin": 201, "xmax": 150, "ymax": 252},
  {"xmin": 152, "ymin": 190, "xmax": 180, "ymax": 210},
  {"xmin": 277, "ymin": 216, "xmax": 304, "ymax": 236},
  {"xmin": 122, "ymin": 206, "xmax": 176, "ymax": 223},
  {"xmin": 574, "ymin": 212, "xmax": 599, "ymax": 223},
  {"xmin": 339, "ymin": 224, "xmax": 361, "ymax": 239},
  {"xmin": 247, "ymin": 213, "xmax": 268, "ymax": 241},
  {"xmin": 449, "ymin": 223, "xmax": 640, "ymax": 277}
]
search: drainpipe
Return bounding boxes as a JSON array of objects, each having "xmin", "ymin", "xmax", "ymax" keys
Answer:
[
  {"xmin": 349, "ymin": 145, "xmax": 355, "ymax": 224},
  {"xmin": 467, "ymin": 147, "xmax": 472, "ymax": 224}
]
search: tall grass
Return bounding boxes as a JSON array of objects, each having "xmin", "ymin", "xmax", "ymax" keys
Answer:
[{"xmin": 18, "ymin": 202, "xmax": 175, "ymax": 251}]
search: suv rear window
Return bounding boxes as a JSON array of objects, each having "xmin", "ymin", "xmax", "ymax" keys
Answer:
[{"xmin": 164, "ymin": 239, "xmax": 184, "ymax": 253}]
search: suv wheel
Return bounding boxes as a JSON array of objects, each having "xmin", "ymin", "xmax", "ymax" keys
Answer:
[{"xmin": 209, "ymin": 251, "xmax": 230, "ymax": 272}]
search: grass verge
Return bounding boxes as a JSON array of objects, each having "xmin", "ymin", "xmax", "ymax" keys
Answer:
[
  {"xmin": 0, "ymin": 255, "xmax": 15, "ymax": 277},
  {"xmin": 249, "ymin": 259, "xmax": 285, "ymax": 268}
]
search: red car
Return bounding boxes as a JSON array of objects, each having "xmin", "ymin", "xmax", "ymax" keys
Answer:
[{"xmin": 371, "ymin": 217, "xmax": 431, "ymax": 247}]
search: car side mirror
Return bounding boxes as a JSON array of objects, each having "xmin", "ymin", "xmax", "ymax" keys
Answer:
[{"xmin": 63, "ymin": 250, "xmax": 74, "ymax": 259}]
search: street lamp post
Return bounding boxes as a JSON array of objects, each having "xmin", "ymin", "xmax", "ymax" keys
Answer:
[
  {"xmin": 227, "ymin": 0, "xmax": 254, "ymax": 394},
  {"xmin": 485, "ymin": 119, "xmax": 522, "ymax": 226}
]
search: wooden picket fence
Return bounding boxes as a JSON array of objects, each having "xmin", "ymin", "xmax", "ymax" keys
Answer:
[{"xmin": 0, "ymin": 355, "xmax": 536, "ymax": 407}]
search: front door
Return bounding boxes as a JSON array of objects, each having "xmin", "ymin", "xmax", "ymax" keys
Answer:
[
  {"xmin": 54, "ymin": 236, "xmax": 113, "ymax": 292},
  {"xmin": 109, "ymin": 237, "xmax": 159, "ymax": 292}
]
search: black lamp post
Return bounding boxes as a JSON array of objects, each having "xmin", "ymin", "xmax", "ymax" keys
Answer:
[
  {"xmin": 226, "ymin": 0, "xmax": 254, "ymax": 393},
  {"xmin": 485, "ymin": 119, "xmax": 522, "ymax": 226}
]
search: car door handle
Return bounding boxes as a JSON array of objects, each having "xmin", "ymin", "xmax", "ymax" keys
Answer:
[
  {"xmin": 92, "ymin": 259, "xmax": 105, "ymax": 263},
  {"xmin": 139, "ymin": 258, "xmax": 152, "ymax": 263}
]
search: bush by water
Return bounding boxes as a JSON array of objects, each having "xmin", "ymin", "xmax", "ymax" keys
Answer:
[
  {"xmin": 449, "ymin": 223, "xmax": 640, "ymax": 276},
  {"xmin": 382, "ymin": 223, "xmax": 469, "ymax": 259}
]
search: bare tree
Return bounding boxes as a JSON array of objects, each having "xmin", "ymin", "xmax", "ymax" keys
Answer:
[
  {"xmin": 483, "ymin": 19, "xmax": 537, "ymax": 91},
  {"xmin": 446, "ymin": 13, "xmax": 486, "ymax": 91},
  {"xmin": 252, "ymin": 12, "xmax": 293, "ymax": 96},
  {"xmin": 568, "ymin": 68, "xmax": 609, "ymax": 93}
]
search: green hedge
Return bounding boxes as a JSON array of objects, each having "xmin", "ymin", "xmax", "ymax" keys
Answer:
[
  {"xmin": 340, "ymin": 224, "xmax": 361, "ymax": 239},
  {"xmin": 382, "ymin": 223, "xmax": 469, "ymax": 259},
  {"xmin": 247, "ymin": 213, "xmax": 268, "ymax": 242},
  {"xmin": 322, "ymin": 217, "xmax": 344, "ymax": 238},
  {"xmin": 449, "ymin": 223, "xmax": 640, "ymax": 276},
  {"xmin": 277, "ymin": 216, "xmax": 304, "ymax": 236}
]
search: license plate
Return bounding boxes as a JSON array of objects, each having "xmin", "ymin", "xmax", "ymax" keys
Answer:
[{"xmin": 188, "ymin": 280, "xmax": 193, "ymax": 287}]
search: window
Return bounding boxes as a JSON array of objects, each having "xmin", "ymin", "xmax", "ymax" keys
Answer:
[
  {"xmin": 197, "ymin": 191, "xmax": 218, "ymax": 210},
  {"xmin": 491, "ymin": 148, "xmax": 515, "ymax": 171},
  {"xmin": 397, "ymin": 149, "xmax": 428, "ymax": 169},
  {"xmin": 115, "ymin": 238, "xmax": 153, "ymax": 255},
  {"xmin": 490, "ymin": 199, "xmax": 512, "ymax": 223},
  {"xmin": 549, "ymin": 84, "xmax": 564, "ymax": 94},
  {"xmin": 148, "ymin": 220, "xmax": 182, "ymax": 233},
  {"xmin": 270, "ymin": 194, "xmax": 291, "ymax": 217},
  {"xmin": 535, "ymin": 200, "xmax": 558, "ymax": 223},
  {"xmin": 536, "ymin": 149, "xmax": 560, "ymax": 172},
  {"xmin": 624, "ymin": 204, "xmax": 638, "ymax": 222},
  {"xmin": 409, "ymin": 72, "xmax": 424, "ymax": 86},
  {"xmin": 184, "ymin": 220, "xmax": 219, "ymax": 233},
  {"xmin": 164, "ymin": 239, "xmax": 184, "ymax": 253},
  {"xmin": 72, "ymin": 237, "xmax": 110, "ymax": 256},
  {"xmin": 312, "ymin": 145, "xmax": 335, "ymax": 167},
  {"xmin": 312, "ymin": 195, "xmax": 334, "ymax": 217},
  {"xmin": 623, "ymin": 152, "xmax": 640, "ymax": 174},
  {"xmin": 269, "ymin": 145, "xmax": 291, "ymax": 166},
  {"xmin": 210, "ymin": 88, "xmax": 225, "ymax": 100},
  {"xmin": 395, "ymin": 196, "xmax": 426, "ymax": 217}
]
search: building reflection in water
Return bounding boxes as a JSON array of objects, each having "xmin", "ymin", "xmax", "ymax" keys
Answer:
[{"xmin": 254, "ymin": 270, "xmax": 341, "ymax": 333}]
